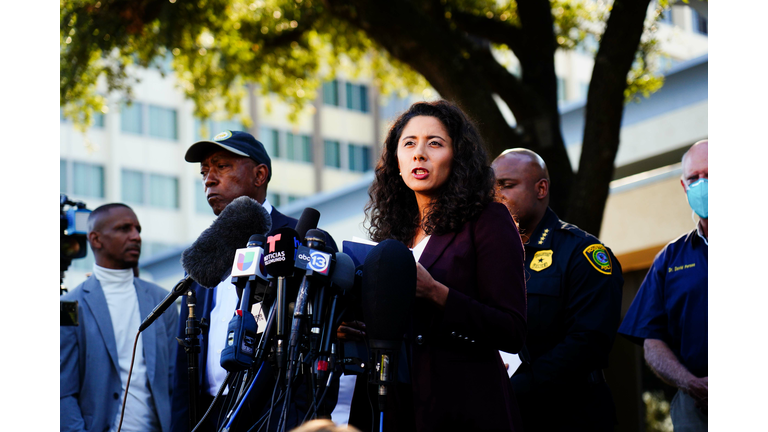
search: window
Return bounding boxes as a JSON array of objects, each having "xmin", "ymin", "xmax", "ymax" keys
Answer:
[
  {"xmin": 267, "ymin": 192, "xmax": 281, "ymax": 207},
  {"xmin": 194, "ymin": 181, "xmax": 213, "ymax": 214},
  {"xmin": 348, "ymin": 144, "xmax": 371, "ymax": 172},
  {"xmin": 287, "ymin": 133, "xmax": 312, "ymax": 163},
  {"xmin": 324, "ymin": 140, "xmax": 341, "ymax": 168},
  {"xmin": 149, "ymin": 105, "xmax": 178, "ymax": 140},
  {"xmin": 62, "ymin": 108, "xmax": 105, "ymax": 128},
  {"xmin": 323, "ymin": 80, "xmax": 340, "ymax": 106},
  {"xmin": 120, "ymin": 170, "xmax": 180, "ymax": 209},
  {"xmin": 381, "ymin": 95, "xmax": 412, "ymax": 122},
  {"xmin": 658, "ymin": 8, "xmax": 673, "ymax": 25},
  {"xmin": 269, "ymin": 192, "xmax": 282, "ymax": 207},
  {"xmin": 121, "ymin": 169, "xmax": 145, "ymax": 205},
  {"xmin": 72, "ymin": 162, "xmax": 105, "ymax": 198},
  {"xmin": 60, "ymin": 160, "xmax": 67, "ymax": 193},
  {"xmin": 93, "ymin": 111, "xmax": 105, "ymax": 128},
  {"xmin": 195, "ymin": 118, "xmax": 246, "ymax": 141},
  {"xmin": 143, "ymin": 241, "xmax": 176, "ymax": 259},
  {"xmin": 579, "ymin": 82, "xmax": 590, "ymax": 100},
  {"xmin": 345, "ymin": 83, "xmax": 369, "ymax": 113},
  {"xmin": 346, "ymin": 83, "xmax": 356, "ymax": 110},
  {"xmin": 691, "ymin": 9, "xmax": 707, "ymax": 35},
  {"xmin": 287, "ymin": 194, "xmax": 301, "ymax": 203},
  {"xmin": 557, "ymin": 78, "xmax": 567, "ymax": 103},
  {"xmin": 260, "ymin": 127, "xmax": 281, "ymax": 158},
  {"xmin": 149, "ymin": 174, "xmax": 179, "ymax": 209},
  {"xmin": 298, "ymin": 135, "xmax": 312, "ymax": 162},
  {"xmin": 121, "ymin": 102, "xmax": 143, "ymax": 134}
]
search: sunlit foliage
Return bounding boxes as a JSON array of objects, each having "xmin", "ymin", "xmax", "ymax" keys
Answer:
[{"xmin": 61, "ymin": 0, "xmax": 670, "ymax": 130}]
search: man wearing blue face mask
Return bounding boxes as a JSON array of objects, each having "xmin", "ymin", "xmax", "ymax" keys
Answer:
[{"xmin": 618, "ymin": 139, "xmax": 708, "ymax": 432}]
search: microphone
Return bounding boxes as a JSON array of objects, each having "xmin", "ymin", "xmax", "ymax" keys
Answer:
[
  {"xmin": 220, "ymin": 234, "xmax": 270, "ymax": 372},
  {"xmin": 361, "ymin": 239, "xmax": 417, "ymax": 412},
  {"xmin": 139, "ymin": 196, "xmax": 272, "ymax": 332},
  {"xmin": 315, "ymin": 252, "xmax": 355, "ymax": 388},
  {"xmin": 286, "ymin": 229, "xmax": 334, "ymax": 386},
  {"xmin": 294, "ymin": 207, "xmax": 321, "ymax": 242},
  {"xmin": 264, "ymin": 226, "xmax": 300, "ymax": 372},
  {"xmin": 231, "ymin": 234, "xmax": 270, "ymax": 304},
  {"xmin": 183, "ymin": 196, "xmax": 272, "ymax": 288}
]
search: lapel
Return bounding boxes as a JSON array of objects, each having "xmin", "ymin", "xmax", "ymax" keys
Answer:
[
  {"xmin": 418, "ymin": 230, "xmax": 458, "ymax": 271},
  {"xmin": 135, "ymin": 278, "xmax": 157, "ymax": 385},
  {"xmin": 81, "ymin": 277, "xmax": 120, "ymax": 374},
  {"xmin": 270, "ymin": 208, "xmax": 297, "ymax": 232}
]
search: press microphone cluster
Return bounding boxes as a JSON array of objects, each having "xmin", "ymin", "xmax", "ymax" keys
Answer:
[
  {"xmin": 202, "ymin": 206, "xmax": 358, "ymax": 432},
  {"xmin": 137, "ymin": 196, "xmax": 415, "ymax": 432}
]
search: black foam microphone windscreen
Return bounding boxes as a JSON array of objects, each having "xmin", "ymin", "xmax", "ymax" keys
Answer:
[
  {"xmin": 295, "ymin": 207, "xmax": 321, "ymax": 241},
  {"xmin": 361, "ymin": 239, "xmax": 417, "ymax": 342},
  {"xmin": 330, "ymin": 252, "xmax": 355, "ymax": 293},
  {"xmin": 181, "ymin": 196, "xmax": 272, "ymax": 288}
]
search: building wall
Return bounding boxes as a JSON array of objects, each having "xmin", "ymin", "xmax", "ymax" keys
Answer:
[{"xmin": 61, "ymin": 70, "xmax": 379, "ymax": 289}]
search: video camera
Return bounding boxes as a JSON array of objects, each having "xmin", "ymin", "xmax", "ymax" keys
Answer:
[{"xmin": 61, "ymin": 194, "xmax": 91, "ymax": 326}]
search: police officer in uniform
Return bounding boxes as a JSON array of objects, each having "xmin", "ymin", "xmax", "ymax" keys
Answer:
[{"xmin": 492, "ymin": 149, "xmax": 624, "ymax": 431}]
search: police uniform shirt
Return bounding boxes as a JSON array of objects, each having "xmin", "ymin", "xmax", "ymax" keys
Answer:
[
  {"xmin": 511, "ymin": 207, "xmax": 624, "ymax": 394},
  {"xmin": 618, "ymin": 228, "xmax": 708, "ymax": 378}
]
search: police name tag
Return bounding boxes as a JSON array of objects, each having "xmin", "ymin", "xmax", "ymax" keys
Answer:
[{"xmin": 530, "ymin": 250, "xmax": 553, "ymax": 271}]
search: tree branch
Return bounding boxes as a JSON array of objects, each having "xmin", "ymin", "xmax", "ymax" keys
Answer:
[
  {"xmin": 451, "ymin": 10, "xmax": 524, "ymax": 55},
  {"xmin": 567, "ymin": 0, "xmax": 653, "ymax": 233}
]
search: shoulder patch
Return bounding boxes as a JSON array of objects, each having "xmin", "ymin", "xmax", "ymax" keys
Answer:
[
  {"xmin": 530, "ymin": 250, "xmax": 553, "ymax": 272},
  {"xmin": 583, "ymin": 244, "xmax": 612, "ymax": 275}
]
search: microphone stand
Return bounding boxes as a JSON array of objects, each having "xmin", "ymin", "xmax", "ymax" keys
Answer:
[
  {"xmin": 275, "ymin": 276, "xmax": 288, "ymax": 384},
  {"xmin": 180, "ymin": 289, "xmax": 201, "ymax": 431},
  {"xmin": 369, "ymin": 339, "xmax": 401, "ymax": 432}
]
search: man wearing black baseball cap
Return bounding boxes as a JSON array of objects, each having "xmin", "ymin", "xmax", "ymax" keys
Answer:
[
  {"xmin": 170, "ymin": 130, "xmax": 339, "ymax": 432},
  {"xmin": 184, "ymin": 130, "xmax": 274, "ymax": 216}
]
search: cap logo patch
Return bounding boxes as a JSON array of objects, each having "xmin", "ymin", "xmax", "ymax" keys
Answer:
[
  {"xmin": 583, "ymin": 244, "xmax": 612, "ymax": 274},
  {"xmin": 530, "ymin": 250, "xmax": 553, "ymax": 272},
  {"xmin": 214, "ymin": 131, "xmax": 232, "ymax": 141}
]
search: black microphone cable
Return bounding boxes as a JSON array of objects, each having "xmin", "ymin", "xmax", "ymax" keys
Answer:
[
  {"xmin": 260, "ymin": 368, "xmax": 283, "ymax": 432},
  {"xmin": 115, "ymin": 331, "xmax": 140, "ymax": 432},
  {"xmin": 218, "ymin": 362, "xmax": 265, "ymax": 432},
  {"xmin": 301, "ymin": 370, "xmax": 336, "ymax": 424},
  {"xmin": 191, "ymin": 372, "xmax": 233, "ymax": 432},
  {"xmin": 249, "ymin": 368, "xmax": 297, "ymax": 432}
]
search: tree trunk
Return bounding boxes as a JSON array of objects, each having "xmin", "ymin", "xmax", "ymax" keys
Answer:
[
  {"xmin": 567, "ymin": 0, "xmax": 652, "ymax": 235},
  {"xmin": 325, "ymin": 0, "xmax": 572, "ymax": 210}
]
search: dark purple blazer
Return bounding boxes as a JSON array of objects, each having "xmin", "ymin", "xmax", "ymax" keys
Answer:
[{"xmin": 410, "ymin": 202, "xmax": 527, "ymax": 432}]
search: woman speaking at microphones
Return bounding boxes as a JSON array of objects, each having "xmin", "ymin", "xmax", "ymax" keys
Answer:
[{"xmin": 360, "ymin": 100, "xmax": 527, "ymax": 432}]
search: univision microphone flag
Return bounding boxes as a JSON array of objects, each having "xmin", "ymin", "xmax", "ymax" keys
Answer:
[{"xmin": 231, "ymin": 247, "xmax": 268, "ymax": 279}]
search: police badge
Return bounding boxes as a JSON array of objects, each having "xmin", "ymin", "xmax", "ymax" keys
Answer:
[{"xmin": 530, "ymin": 250, "xmax": 553, "ymax": 272}]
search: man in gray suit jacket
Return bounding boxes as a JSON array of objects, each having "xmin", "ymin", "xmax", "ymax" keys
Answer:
[{"xmin": 61, "ymin": 203, "xmax": 178, "ymax": 432}]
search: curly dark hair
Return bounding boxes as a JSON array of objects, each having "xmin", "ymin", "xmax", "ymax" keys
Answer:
[{"xmin": 365, "ymin": 99, "xmax": 496, "ymax": 245}]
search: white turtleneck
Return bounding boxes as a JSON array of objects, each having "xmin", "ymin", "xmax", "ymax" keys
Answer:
[{"xmin": 92, "ymin": 264, "xmax": 160, "ymax": 432}]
